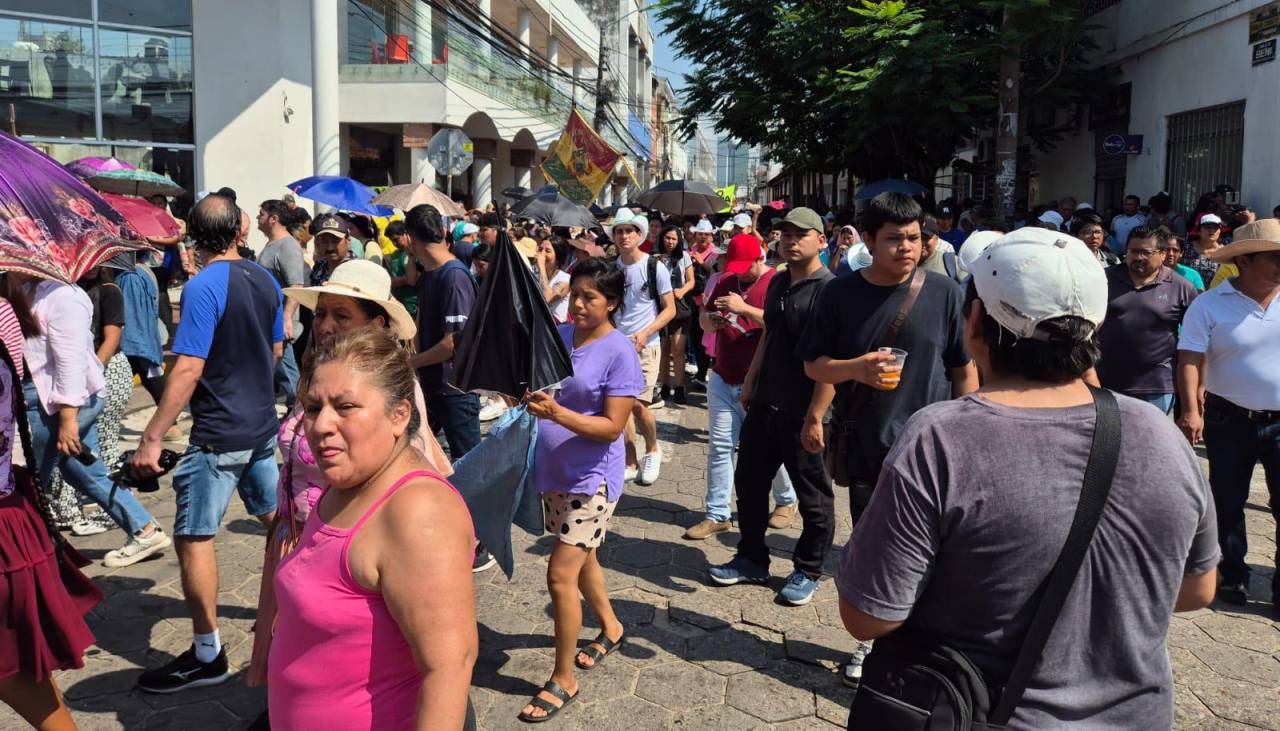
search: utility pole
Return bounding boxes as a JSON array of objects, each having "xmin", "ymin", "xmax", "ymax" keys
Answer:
[
  {"xmin": 594, "ymin": 37, "xmax": 609, "ymax": 131},
  {"xmin": 994, "ymin": 4, "xmax": 1020, "ymax": 219}
]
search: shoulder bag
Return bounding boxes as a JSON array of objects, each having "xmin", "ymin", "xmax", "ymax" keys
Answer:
[
  {"xmin": 847, "ymin": 386, "xmax": 1122, "ymax": 730},
  {"xmin": 649, "ymin": 256, "xmax": 691, "ymax": 322},
  {"xmin": 824, "ymin": 268, "xmax": 925, "ymax": 487}
]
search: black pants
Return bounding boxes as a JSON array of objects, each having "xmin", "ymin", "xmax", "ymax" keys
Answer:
[
  {"xmin": 845, "ymin": 428, "xmax": 888, "ymax": 528},
  {"xmin": 735, "ymin": 405, "xmax": 834, "ymax": 579},
  {"xmin": 153, "ymin": 266, "xmax": 173, "ymax": 347},
  {"xmin": 126, "ymin": 355, "xmax": 166, "ymax": 404},
  {"xmin": 426, "ymin": 391, "xmax": 481, "ymax": 460},
  {"xmin": 688, "ymin": 304, "xmax": 711, "ymax": 379}
]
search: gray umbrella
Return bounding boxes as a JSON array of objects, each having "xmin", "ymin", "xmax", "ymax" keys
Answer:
[
  {"xmin": 509, "ymin": 185, "xmax": 596, "ymax": 229},
  {"xmin": 637, "ymin": 179, "xmax": 725, "ymax": 216}
]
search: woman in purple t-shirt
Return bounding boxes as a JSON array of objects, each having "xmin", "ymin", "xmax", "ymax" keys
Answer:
[{"xmin": 519, "ymin": 258, "xmax": 645, "ymax": 722}]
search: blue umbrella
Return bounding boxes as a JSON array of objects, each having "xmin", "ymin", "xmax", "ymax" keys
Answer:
[
  {"xmin": 854, "ymin": 178, "xmax": 928, "ymax": 200},
  {"xmin": 286, "ymin": 175, "xmax": 392, "ymax": 216}
]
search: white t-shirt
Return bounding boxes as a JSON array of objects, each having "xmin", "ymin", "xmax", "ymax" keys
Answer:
[
  {"xmin": 1178, "ymin": 279, "xmax": 1280, "ymax": 410},
  {"xmin": 549, "ymin": 269, "xmax": 572, "ymax": 323},
  {"xmin": 617, "ymin": 254, "xmax": 672, "ymax": 346}
]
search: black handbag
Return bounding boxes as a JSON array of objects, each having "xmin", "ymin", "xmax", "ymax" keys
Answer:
[{"xmin": 848, "ymin": 386, "xmax": 1122, "ymax": 730}]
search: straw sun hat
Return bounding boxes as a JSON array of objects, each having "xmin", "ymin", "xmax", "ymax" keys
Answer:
[
  {"xmin": 283, "ymin": 259, "xmax": 416, "ymax": 340},
  {"xmin": 1208, "ymin": 218, "xmax": 1280, "ymax": 262}
]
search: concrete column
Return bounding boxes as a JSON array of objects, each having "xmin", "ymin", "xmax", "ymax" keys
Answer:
[
  {"xmin": 518, "ymin": 8, "xmax": 531, "ymax": 62},
  {"xmin": 411, "ymin": 146, "xmax": 436, "ymax": 186},
  {"xmin": 515, "ymin": 166, "xmax": 532, "ymax": 190},
  {"xmin": 600, "ymin": 185, "xmax": 612, "ymax": 207},
  {"xmin": 411, "ymin": 0, "xmax": 432, "ymax": 69},
  {"xmin": 572, "ymin": 58, "xmax": 584, "ymax": 105},
  {"xmin": 311, "ymin": 0, "xmax": 341, "ymax": 180},
  {"xmin": 473, "ymin": 158, "xmax": 493, "ymax": 209},
  {"xmin": 549, "ymin": 36, "xmax": 560, "ymax": 68}
]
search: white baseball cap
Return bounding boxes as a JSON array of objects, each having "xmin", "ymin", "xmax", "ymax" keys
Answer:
[
  {"xmin": 1037, "ymin": 210, "xmax": 1065, "ymax": 229},
  {"xmin": 610, "ymin": 207, "xmax": 649, "ymax": 240},
  {"xmin": 1198, "ymin": 213, "xmax": 1224, "ymax": 226},
  {"xmin": 956, "ymin": 230, "xmax": 1003, "ymax": 279},
  {"xmin": 1076, "ymin": 202, "xmax": 1093, "ymax": 211},
  {"xmin": 460, "ymin": 222, "xmax": 479, "ymax": 236},
  {"xmin": 970, "ymin": 227, "xmax": 1107, "ymax": 340},
  {"xmin": 732, "ymin": 213, "xmax": 752, "ymax": 228},
  {"xmin": 720, "ymin": 219, "xmax": 735, "ymax": 232},
  {"xmin": 692, "ymin": 219, "xmax": 714, "ymax": 234}
]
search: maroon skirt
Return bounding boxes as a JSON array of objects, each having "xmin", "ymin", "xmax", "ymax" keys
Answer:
[{"xmin": 0, "ymin": 467, "xmax": 102, "ymax": 683}]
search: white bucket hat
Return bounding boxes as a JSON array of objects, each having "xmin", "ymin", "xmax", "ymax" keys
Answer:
[
  {"xmin": 284, "ymin": 259, "xmax": 417, "ymax": 341},
  {"xmin": 970, "ymin": 227, "xmax": 1107, "ymax": 340}
]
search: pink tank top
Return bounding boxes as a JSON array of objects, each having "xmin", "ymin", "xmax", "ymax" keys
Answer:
[{"xmin": 268, "ymin": 469, "xmax": 462, "ymax": 731}]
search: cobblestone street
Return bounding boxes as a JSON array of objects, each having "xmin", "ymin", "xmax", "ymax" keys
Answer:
[{"xmin": 2, "ymin": 389, "xmax": 1277, "ymax": 730}]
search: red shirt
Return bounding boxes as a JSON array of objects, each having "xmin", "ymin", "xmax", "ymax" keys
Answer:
[{"xmin": 709, "ymin": 268, "xmax": 777, "ymax": 385}]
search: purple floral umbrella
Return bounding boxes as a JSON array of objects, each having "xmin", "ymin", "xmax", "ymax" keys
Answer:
[
  {"xmin": 65, "ymin": 156, "xmax": 135, "ymax": 179},
  {"xmin": 0, "ymin": 133, "xmax": 155, "ymax": 284}
]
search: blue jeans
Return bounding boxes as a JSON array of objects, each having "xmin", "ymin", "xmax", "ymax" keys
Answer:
[
  {"xmin": 1136, "ymin": 392, "xmax": 1174, "ymax": 415},
  {"xmin": 172, "ymin": 437, "xmax": 279, "ymax": 537},
  {"xmin": 274, "ymin": 341, "xmax": 299, "ymax": 408},
  {"xmin": 1202, "ymin": 396, "xmax": 1280, "ymax": 591},
  {"xmin": 427, "ymin": 391, "xmax": 481, "ymax": 460},
  {"xmin": 24, "ymin": 380, "xmax": 154, "ymax": 536},
  {"xmin": 705, "ymin": 372, "xmax": 795, "ymax": 522}
]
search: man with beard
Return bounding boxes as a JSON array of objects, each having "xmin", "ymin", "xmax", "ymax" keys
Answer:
[{"xmin": 1097, "ymin": 228, "xmax": 1196, "ymax": 414}]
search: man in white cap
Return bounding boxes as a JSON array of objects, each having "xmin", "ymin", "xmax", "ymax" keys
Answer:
[
  {"xmin": 1037, "ymin": 209, "xmax": 1065, "ymax": 231},
  {"xmin": 613, "ymin": 208, "xmax": 676, "ymax": 485},
  {"xmin": 1176, "ymin": 218, "xmax": 1280, "ymax": 612},
  {"xmin": 836, "ymin": 226, "xmax": 1218, "ymax": 728}
]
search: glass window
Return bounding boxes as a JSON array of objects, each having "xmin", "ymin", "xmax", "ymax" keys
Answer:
[
  {"xmin": 0, "ymin": 16, "xmax": 97, "ymax": 139},
  {"xmin": 0, "ymin": 2, "xmax": 91, "ymax": 21},
  {"xmin": 97, "ymin": 28, "xmax": 192, "ymax": 144},
  {"xmin": 99, "ymin": 1, "xmax": 192, "ymax": 33}
]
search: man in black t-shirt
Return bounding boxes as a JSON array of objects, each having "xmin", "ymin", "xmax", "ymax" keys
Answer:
[
  {"xmin": 798, "ymin": 192, "xmax": 978, "ymax": 685},
  {"xmin": 708, "ymin": 208, "xmax": 837, "ymax": 607}
]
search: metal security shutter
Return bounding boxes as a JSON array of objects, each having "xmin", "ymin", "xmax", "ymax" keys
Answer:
[{"xmin": 1165, "ymin": 102, "xmax": 1245, "ymax": 216}]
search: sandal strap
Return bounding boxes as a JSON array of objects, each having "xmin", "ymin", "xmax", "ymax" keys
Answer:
[
  {"xmin": 541, "ymin": 680, "xmax": 573, "ymax": 703},
  {"xmin": 578, "ymin": 645, "xmax": 606, "ymax": 662},
  {"xmin": 594, "ymin": 631, "xmax": 621, "ymax": 652},
  {"xmin": 528, "ymin": 697, "xmax": 560, "ymax": 714}
]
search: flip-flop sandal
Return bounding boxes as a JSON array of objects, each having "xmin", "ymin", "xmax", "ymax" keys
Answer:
[
  {"xmin": 575, "ymin": 630, "xmax": 625, "ymax": 670},
  {"xmin": 517, "ymin": 680, "xmax": 578, "ymax": 723}
]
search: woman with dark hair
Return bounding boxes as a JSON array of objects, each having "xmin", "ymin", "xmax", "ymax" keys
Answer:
[
  {"xmin": 518, "ymin": 257, "xmax": 645, "ymax": 722},
  {"xmin": 538, "ymin": 237, "xmax": 572, "ymax": 323},
  {"xmin": 655, "ymin": 225, "xmax": 695, "ymax": 405},
  {"xmin": 0, "ymin": 278, "xmax": 104, "ymax": 729}
]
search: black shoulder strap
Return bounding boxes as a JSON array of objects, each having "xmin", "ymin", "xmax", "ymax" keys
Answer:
[
  {"xmin": 832, "ymin": 267, "xmax": 926, "ymax": 423},
  {"xmin": 647, "ymin": 255, "xmax": 661, "ymax": 316},
  {"xmin": 991, "ymin": 386, "xmax": 1121, "ymax": 724}
]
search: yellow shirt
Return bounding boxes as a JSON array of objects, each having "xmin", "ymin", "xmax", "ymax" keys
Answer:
[{"xmin": 1209, "ymin": 263, "xmax": 1238, "ymax": 289}]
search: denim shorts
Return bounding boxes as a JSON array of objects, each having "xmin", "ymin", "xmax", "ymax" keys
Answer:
[{"xmin": 172, "ymin": 436, "xmax": 279, "ymax": 537}]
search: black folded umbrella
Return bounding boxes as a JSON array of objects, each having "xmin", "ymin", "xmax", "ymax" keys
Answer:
[{"xmin": 451, "ymin": 230, "xmax": 573, "ymax": 397}]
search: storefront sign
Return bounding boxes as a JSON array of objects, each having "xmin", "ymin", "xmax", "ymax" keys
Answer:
[
  {"xmin": 1253, "ymin": 38, "xmax": 1277, "ymax": 65},
  {"xmin": 1250, "ymin": 2, "xmax": 1280, "ymax": 43},
  {"xmin": 1102, "ymin": 133, "xmax": 1143, "ymax": 155},
  {"xmin": 402, "ymin": 124, "xmax": 432, "ymax": 148}
]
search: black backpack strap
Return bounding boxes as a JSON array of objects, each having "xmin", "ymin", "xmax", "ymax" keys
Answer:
[
  {"xmin": 991, "ymin": 386, "xmax": 1121, "ymax": 724},
  {"xmin": 647, "ymin": 255, "xmax": 661, "ymax": 317}
]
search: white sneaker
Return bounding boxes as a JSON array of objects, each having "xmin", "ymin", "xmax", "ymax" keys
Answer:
[
  {"xmin": 103, "ymin": 527, "xmax": 172, "ymax": 568},
  {"xmin": 684, "ymin": 362, "xmax": 698, "ymax": 376},
  {"xmin": 624, "ymin": 465, "xmax": 639, "ymax": 482},
  {"xmin": 637, "ymin": 450, "xmax": 662, "ymax": 485},
  {"xmin": 70, "ymin": 518, "xmax": 110, "ymax": 536},
  {"xmin": 479, "ymin": 398, "xmax": 508, "ymax": 423}
]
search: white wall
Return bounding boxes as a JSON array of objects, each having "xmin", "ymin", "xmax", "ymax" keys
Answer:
[
  {"xmin": 1033, "ymin": 0, "xmax": 1280, "ymax": 211},
  {"xmin": 193, "ymin": 0, "xmax": 316, "ymax": 250}
]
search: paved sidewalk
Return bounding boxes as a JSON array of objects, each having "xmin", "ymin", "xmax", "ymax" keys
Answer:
[{"xmin": 1, "ymin": 390, "xmax": 1276, "ymax": 729}]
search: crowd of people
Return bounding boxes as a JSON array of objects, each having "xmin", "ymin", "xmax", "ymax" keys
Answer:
[{"xmin": 0, "ymin": 176, "xmax": 1276, "ymax": 731}]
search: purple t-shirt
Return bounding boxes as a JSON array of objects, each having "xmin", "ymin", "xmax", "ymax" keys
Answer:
[{"xmin": 534, "ymin": 325, "xmax": 645, "ymax": 502}]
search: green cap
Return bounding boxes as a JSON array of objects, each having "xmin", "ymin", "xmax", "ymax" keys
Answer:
[{"xmin": 774, "ymin": 207, "xmax": 823, "ymax": 233}]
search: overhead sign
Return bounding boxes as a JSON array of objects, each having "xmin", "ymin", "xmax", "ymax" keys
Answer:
[
  {"xmin": 426, "ymin": 128, "xmax": 474, "ymax": 176},
  {"xmin": 1103, "ymin": 133, "xmax": 1142, "ymax": 156},
  {"xmin": 1254, "ymin": 38, "xmax": 1277, "ymax": 65},
  {"xmin": 1249, "ymin": 2, "xmax": 1280, "ymax": 44}
]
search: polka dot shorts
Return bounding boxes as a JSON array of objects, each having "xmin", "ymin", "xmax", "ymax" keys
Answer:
[{"xmin": 543, "ymin": 483, "xmax": 616, "ymax": 549}]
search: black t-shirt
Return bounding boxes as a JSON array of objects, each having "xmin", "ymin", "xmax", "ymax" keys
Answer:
[
  {"xmin": 415, "ymin": 259, "xmax": 478, "ymax": 394},
  {"xmin": 1097, "ymin": 265, "xmax": 1197, "ymax": 396},
  {"xmin": 86, "ymin": 281, "xmax": 125, "ymax": 352},
  {"xmin": 796, "ymin": 269, "xmax": 970, "ymax": 475},
  {"xmin": 755, "ymin": 267, "xmax": 834, "ymax": 421}
]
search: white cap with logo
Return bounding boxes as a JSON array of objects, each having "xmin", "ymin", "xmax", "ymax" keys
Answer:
[
  {"xmin": 971, "ymin": 227, "xmax": 1108, "ymax": 340},
  {"xmin": 956, "ymin": 230, "xmax": 1003, "ymax": 279}
]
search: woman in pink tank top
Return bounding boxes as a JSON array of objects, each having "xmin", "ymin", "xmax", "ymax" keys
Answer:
[{"xmin": 268, "ymin": 328, "xmax": 476, "ymax": 730}]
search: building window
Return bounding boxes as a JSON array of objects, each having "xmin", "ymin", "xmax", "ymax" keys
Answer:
[
  {"xmin": 0, "ymin": 1, "xmax": 193, "ymax": 145},
  {"xmin": 1164, "ymin": 101, "xmax": 1245, "ymax": 216}
]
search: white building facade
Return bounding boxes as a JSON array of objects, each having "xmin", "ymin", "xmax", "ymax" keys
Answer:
[
  {"xmin": 1030, "ymin": 0, "xmax": 1280, "ymax": 215},
  {"xmin": 0, "ymin": 0, "xmax": 660, "ymax": 237}
]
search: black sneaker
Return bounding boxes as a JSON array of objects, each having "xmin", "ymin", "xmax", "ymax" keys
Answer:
[
  {"xmin": 1217, "ymin": 580, "xmax": 1249, "ymax": 606},
  {"xmin": 659, "ymin": 384, "xmax": 671, "ymax": 402},
  {"xmin": 673, "ymin": 386, "xmax": 687, "ymax": 405},
  {"xmin": 472, "ymin": 549, "xmax": 497, "ymax": 573},
  {"xmin": 138, "ymin": 645, "xmax": 230, "ymax": 693}
]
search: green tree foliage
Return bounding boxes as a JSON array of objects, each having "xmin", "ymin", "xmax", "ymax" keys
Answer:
[{"xmin": 658, "ymin": 0, "xmax": 1100, "ymax": 183}]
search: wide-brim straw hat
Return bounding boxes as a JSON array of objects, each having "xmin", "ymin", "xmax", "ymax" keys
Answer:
[
  {"xmin": 283, "ymin": 259, "xmax": 416, "ymax": 341},
  {"xmin": 1208, "ymin": 218, "xmax": 1280, "ymax": 261}
]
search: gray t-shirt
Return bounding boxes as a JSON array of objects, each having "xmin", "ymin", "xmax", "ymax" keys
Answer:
[
  {"xmin": 257, "ymin": 235, "xmax": 306, "ymax": 338},
  {"xmin": 837, "ymin": 393, "xmax": 1218, "ymax": 730}
]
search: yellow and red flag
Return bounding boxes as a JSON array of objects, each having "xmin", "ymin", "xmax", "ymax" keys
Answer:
[{"xmin": 541, "ymin": 108, "xmax": 631, "ymax": 204}]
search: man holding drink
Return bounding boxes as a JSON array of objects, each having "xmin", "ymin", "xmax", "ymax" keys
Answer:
[{"xmin": 797, "ymin": 191, "xmax": 978, "ymax": 684}]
